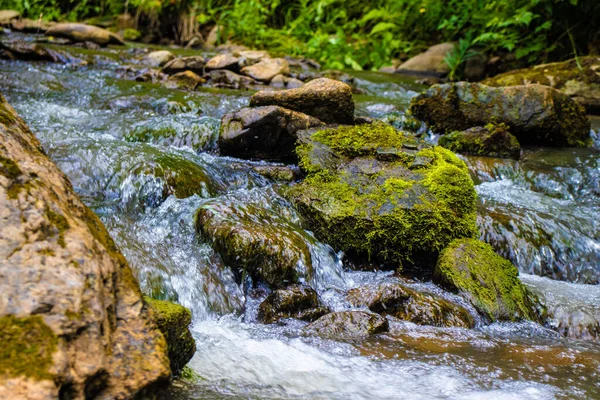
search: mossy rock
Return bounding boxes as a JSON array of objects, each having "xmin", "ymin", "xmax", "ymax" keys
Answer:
[
  {"xmin": 258, "ymin": 285, "xmax": 330, "ymax": 324},
  {"xmin": 123, "ymin": 28, "xmax": 141, "ymax": 41},
  {"xmin": 482, "ymin": 56, "xmax": 600, "ymax": 114},
  {"xmin": 347, "ymin": 283, "xmax": 475, "ymax": 328},
  {"xmin": 409, "ymin": 82, "xmax": 591, "ymax": 147},
  {"xmin": 434, "ymin": 238, "xmax": 545, "ymax": 322},
  {"xmin": 285, "ymin": 123, "xmax": 478, "ymax": 271},
  {"xmin": 305, "ymin": 311, "xmax": 389, "ymax": 339},
  {"xmin": 145, "ymin": 297, "xmax": 196, "ymax": 376},
  {"xmin": 438, "ymin": 123, "xmax": 521, "ymax": 159},
  {"xmin": 196, "ymin": 190, "xmax": 315, "ymax": 289},
  {"xmin": 125, "ymin": 118, "xmax": 219, "ymax": 152}
]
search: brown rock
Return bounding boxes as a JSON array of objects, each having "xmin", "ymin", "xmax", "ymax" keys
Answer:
[
  {"xmin": 45, "ymin": 23, "xmax": 124, "ymax": 46},
  {"xmin": 165, "ymin": 70, "xmax": 206, "ymax": 90},
  {"xmin": 204, "ymin": 69, "xmax": 256, "ymax": 89},
  {"xmin": 205, "ymin": 53, "xmax": 240, "ymax": 71},
  {"xmin": 0, "ymin": 10, "xmax": 19, "ymax": 26},
  {"xmin": 258, "ymin": 285, "xmax": 329, "ymax": 324},
  {"xmin": 234, "ymin": 49, "xmax": 270, "ymax": 66},
  {"xmin": 10, "ymin": 18, "xmax": 56, "ymax": 33},
  {"xmin": 162, "ymin": 56, "xmax": 205, "ymax": 75},
  {"xmin": 141, "ymin": 50, "xmax": 175, "ymax": 67},
  {"xmin": 305, "ymin": 311, "xmax": 389, "ymax": 339},
  {"xmin": 0, "ymin": 94, "xmax": 170, "ymax": 398},
  {"xmin": 398, "ymin": 42, "xmax": 455, "ymax": 76},
  {"xmin": 270, "ymin": 74, "xmax": 304, "ymax": 89},
  {"xmin": 241, "ymin": 58, "xmax": 290, "ymax": 82}
]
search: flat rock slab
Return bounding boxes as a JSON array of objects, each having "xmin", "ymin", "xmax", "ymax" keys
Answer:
[
  {"xmin": 45, "ymin": 23, "xmax": 124, "ymax": 46},
  {"xmin": 241, "ymin": 58, "xmax": 290, "ymax": 82}
]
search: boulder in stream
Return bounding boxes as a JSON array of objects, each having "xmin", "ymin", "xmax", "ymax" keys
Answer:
[
  {"xmin": 204, "ymin": 69, "xmax": 257, "ymax": 89},
  {"xmin": 205, "ymin": 53, "xmax": 240, "ymax": 71},
  {"xmin": 0, "ymin": 40, "xmax": 64, "ymax": 63},
  {"xmin": 258, "ymin": 285, "xmax": 330, "ymax": 324},
  {"xmin": 165, "ymin": 70, "xmax": 206, "ymax": 90},
  {"xmin": 0, "ymin": 10, "xmax": 19, "ymax": 26},
  {"xmin": 240, "ymin": 57, "xmax": 289, "ymax": 82},
  {"xmin": 45, "ymin": 23, "xmax": 124, "ymax": 46},
  {"xmin": 305, "ymin": 311, "xmax": 389, "ymax": 339},
  {"xmin": 250, "ymin": 77, "xmax": 354, "ymax": 124},
  {"xmin": 142, "ymin": 50, "xmax": 175, "ymax": 67},
  {"xmin": 162, "ymin": 56, "xmax": 206, "ymax": 76},
  {"xmin": 0, "ymin": 94, "xmax": 170, "ymax": 397},
  {"xmin": 409, "ymin": 82, "xmax": 591, "ymax": 147},
  {"xmin": 219, "ymin": 105, "xmax": 324, "ymax": 161},
  {"xmin": 438, "ymin": 123, "xmax": 521, "ymax": 159},
  {"xmin": 347, "ymin": 283, "xmax": 475, "ymax": 328},
  {"xmin": 397, "ymin": 42, "xmax": 455, "ymax": 76},
  {"xmin": 434, "ymin": 238, "xmax": 545, "ymax": 322},
  {"xmin": 286, "ymin": 123, "xmax": 478, "ymax": 270}
]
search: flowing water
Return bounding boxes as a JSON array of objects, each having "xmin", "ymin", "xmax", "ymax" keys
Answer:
[{"xmin": 1, "ymin": 34, "xmax": 600, "ymax": 399}]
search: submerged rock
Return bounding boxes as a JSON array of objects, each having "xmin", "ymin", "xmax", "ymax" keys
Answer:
[
  {"xmin": 240, "ymin": 57, "xmax": 289, "ymax": 82},
  {"xmin": 397, "ymin": 42, "xmax": 455, "ymax": 76},
  {"xmin": 434, "ymin": 238, "xmax": 545, "ymax": 322},
  {"xmin": 145, "ymin": 298, "xmax": 196, "ymax": 376},
  {"xmin": 286, "ymin": 123, "xmax": 478, "ymax": 270},
  {"xmin": 204, "ymin": 69, "xmax": 256, "ymax": 89},
  {"xmin": 258, "ymin": 285, "xmax": 329, "ymax": 324},
  {"xmin": 410, "ymin": 82, "xmax": 590, "ymax": 147},
  {"xmin": 438, "ymin": 123, "xmax": 521, "ymax": 159},
  {"xmin": 165, "ymin": 70, "xmax": 206, "ymax": 90},
  {"xmin": 305, "ymin": 311, "xmax": 389, "ymax": 339},
  {"xmin": 250, "ymin": 78, "xmax": 354, "ymax": 124},
  {"xmin": 162, "ymin": 56, "xmax": 206, "ymax": 75},
  {"xmin": 218, "ymin": 105, "xmax": 324, "ymax": 161},
  {"xmin": 347, "ymin": 283, "xmax": 475, "ymax": 328},
  {"xmin": 482, "ymin": 56, "xmax": 600, "ymax": 114},
  {"xmin": 125, "ymin": 119, "xmax": 219, "ymax": 152},
  {"xmin": 0, "ymin": 94, "xmax": 170, "ymax": 397},
  {"xmin": 45, "ymin": 23, "xmax": 124, "ymax": 46},
  {"xmin": 142, "ymin": 50, "xmax": 175, "ymax": 67}
]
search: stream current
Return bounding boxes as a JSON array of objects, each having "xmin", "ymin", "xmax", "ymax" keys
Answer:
[{"xmin": 1, "ymin": 36, "xmax": 600, "ymax": 399}]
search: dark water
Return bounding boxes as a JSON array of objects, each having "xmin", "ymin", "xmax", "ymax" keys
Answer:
[{"xmin": 1, "ymin": 34, "xmax": 600, "ymax": 399}]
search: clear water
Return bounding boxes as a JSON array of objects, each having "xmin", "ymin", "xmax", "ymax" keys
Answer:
[{"xmin": 1, "ymin": 35, "xmax": 599, "ymax": 399}]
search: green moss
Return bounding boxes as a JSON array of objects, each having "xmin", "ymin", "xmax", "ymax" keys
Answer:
[
  {"xmin": 0, "ymin": 315, "xmax": 58, "ymax": 380},
  {"xmin": 435, "ymin": 238, "xmax": 545, "ymax": 322},
  {"xmin": 45, "ymin": 207, "xmax": 70, "ymax": 248},
  {"xmin": 123, "ymin": 28, "xmax": 141, "ymax": 41},
  {"xmin": 0, "ymin": 155, "xmax": 22, "ymax": 180}
]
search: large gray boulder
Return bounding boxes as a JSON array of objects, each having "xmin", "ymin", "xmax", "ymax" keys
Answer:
[{"xmin": 0, "ymin": 94, "xmax": 170, "ymax": 398}]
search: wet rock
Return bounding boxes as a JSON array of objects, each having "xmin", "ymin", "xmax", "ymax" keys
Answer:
[
  {"xmin": 185, "ymin": 35, "xmax": 205, "ymax": 49},
  {"xmin": 397, "ymin": 43, "xmax": 455, "ymax": 76},
  {"xmin": 219, "ymin": 105, "xmax": 324, "ymax": 161},
  {"xmin": 205, "ymin": 53, "xmax": 240, "ymax": 71},
  {"xmin": 145, "ymin": 298, "xmax": 196, "ymax": 376},
  {"xmin": 434, "ymin": 238, "xmax": 545, "ymax": 322},
  {"xmin": 141, "ymin": 50, "xmax": 175, "ymax": 67},
  {"xmin": 0, "ymin": 40, "xmax": 63, "ymax": 62},
  {"xmin": 258, "ymin": 285, "xmax": 329, "ymax": 323},
  {"xmin": 241, "ymin": 57, "xmax": 290, "ymax": 82},
  {"xmin": 286, "ymin": 123, "xmax": 477, "ymax": 270},
  {"xmin": 305, "ymin": 311, "xmax": 389, "ymax": 339},
  {"xmin": 250, "ymin": 165, "xmax": 301, "ymax": 182},
  {"xmin": 347, "ymin": 283, "xmax": 475, "ymax": 328},
  {"xmin": 45, "ymin": 23, "xmax": 124, "ymax": 46},
  {"xmin": 204, "ymin": 69, "xmax": 256, "ymax": 89},
  {"xmin": 438, "ymin": 123, "xmax": 521, "ymax": 159},
  {"xmin": 235, "ymin": 49, "xmax": 270, "ymax": 66},
  {"xmin": 165, "ymin": 70, "xmax": 206, "ymax": 90},
  {"xmin": 0, "ymin": 94, "xmax": 170, "ymax": 398},
  {"xmin": 162, "ymin": 55, "xmax": 206, "ymax": 75},
  {"xmin": 196, "ymin": 190, "xmax": 315, "ymax": 288},
  {"xmin": 0, "ymin": 10, "xmax": 19, "ymax": 25},
  {"xmin": 250, "ymin": 78, "xmax": 354, "ymax": 124},
  {"xmin": 10, "ymin": 18, "xmax": 56, "ymax": 33},
  {"xmin": 270, "ymin": 74, "xmax": 304, "ymax": 89},
  {"xmin": 410, "ymin": 82, "xmax": 591, "ymax": 147},
  {"xmin": 482, "ymin": 56, "xmax": 600, "ymax": 114}
]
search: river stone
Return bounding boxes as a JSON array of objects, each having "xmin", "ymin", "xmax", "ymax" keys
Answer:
[
  {"xmin": 0, "ymin": 10, "xmax": 19, "ymax": 25},
  {"xmin": 270, "ymin": 74, "xmax": 304, "ymax": 89},
  {"xmin": 347, "ymin": 283, "xmax": 474, "ymax": 328},
  {"xmin": 218, "ymin": 105, "xmax": 324, "ymax": 161},
  {"xmin": 438, "ymin": 123, "xmax": 521, "ymax": 159},
  {"xmin": 196, "ymin": 191, "xmax": 315, "ymax": 289},
  {"xmin": 397, "ymin": 43, "xmax": 455, "ymax": 76},
  {"xmin": 10, "ymin": 18, "xmax": 56, "ymax": 33},
  {"xmin": 205, "ymin": 53, "xmax": 240, "ymax": 71},
  {"xmin": 434, "ymin": 238, "xmax": 545, "ymax": 322},
  {"xmin": 285, "ymin": 123, "xmax": 478, "ymax": 270},
  {"xmin": 235, "ymin": 49, "xmax": 270, "ymax": 66},
  {"xmin": 145, "ymin": 298, "xmax": 196, "ymax": 376},
  {"xmin": 0, "ymin": 40, "xmax": 63, "ymax": 63},
  {"xmin": 165, "ymin": 70, "xmax": 206, "ymax": 90},
  {"xmin": 0, "ymin": 94, "xmax": 170, "ymax": 398},
  {"xmin": 250, "ymin": 78, "xmax": 354, "ymax": 124},
  {"xmin": 162, "ymin": 56, "xmax": 206, "ymax": 75},
  {"xmin": 482, "ymin": 56, "xmax": 600, "ymax": 114},
  {"xmin": 45, "ymin": 23, "xmax": 124, "ymax": 46},
  {"xmin": 305, "ymin": 311, "xmax": 389, "ymax": 339},
  {"xmin": 258, "ymin": 285, "xmax": 330, "ymax": 324},
  {"xmin": 204, "ymin": 69, "xmax": 256, "ymax": 89},
  {"xmin": 142, "ymin": 50, "xmax": 175, "ymax": 67},
  {"xmin": 240, "ymin": 57, "xmax": 290, "ymax": 82},
  {"xmin": 409, "ymin": 82, "xmax": 591, "ymax": 147}
]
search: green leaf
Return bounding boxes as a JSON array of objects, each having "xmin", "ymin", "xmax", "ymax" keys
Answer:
[{"xmin": 370, "ymin": 22, "xmax": 397, "ymax": 36}]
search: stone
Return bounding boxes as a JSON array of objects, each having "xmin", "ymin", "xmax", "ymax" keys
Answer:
[
  {"xmin": 0, "ymin": 10, "xmax": 19, "ymax": 26},
  {"xmin": 250, "ymin": 78, "xmax": 354, "ymax": 124},
  {"xmin": 205, "ymin": 53, "xmax": 240, "ymax": 71},
  {"xmin": 234, "ymin": 49, "xmax": 270, "ymax": 66},
  {"xmin": 258, "ymin": 285, "xmax": 329, "ymax": 324},
  {"xmin": 0, "ymin": 94, "xmax": 170, "ymax": 398},
  {"xmin": 482, "ymin": 56, "xmax": 600, "ymax": 114},
  {"xmin": 434, "ymin": 238, "xmax": 545, "ymax": 322},
  {"xmin": 196, "ymin": 190, "xmax": 316, "ymax": 288},
  {"xmin": 0, "ymin": 40, "xmax": 63, "ymax": 63},
  {"xmin": 162, "ymin": 56, "xmax": 206, "ymax": 75},
  {"xmin": 397, "ymin": 43, "xmax": 455, "ymax": 76},
  {"xmin": 409, "ymin": 82, "xmax": 591, "ymax": 147},
  {"xmin": 45, "ymin": 23, "xmax": 124, "ymax": 46},
  {"xmin": 142, "ymin": 50, "xmax": 175, "ymax": 67},
  {"xmin": 205, "ymin": 24, "xmax": 225, "ymax": 48},
  {"xmin": 347, "ymin": 283, "xmax": 474, "ymax": 328},
  {"xmin": 204, "ymin": 69, "xmax": 256, "ymax": 89},
  {"xmin": 10, "ymin": 18, "xmax": 56, "ymax": 33},
  {"xmin": 185, "ymin": 36, "xmax": 205, "ymax": 49},
  {"xmin": 240, "ymin": 58, "xmax": 290, "ymax": 82},
  {"xmin": 219, "ymin": 106, "xmax": 324, "ymax": 161},
  {"xmin": 438, "ymin": 123, "xmax": 521, "ymax": 159},
  {"xmin": 145, "ymin": 298, "xmax": 196, "ymax": 376},
  {"xmin": 270, "ymin": 74, "xmax": 304, "ymax": 89},
  {"xmin": 286, "ymin": 123, "xmax": 478, "ymax": 270},
  {"xmin": 305, "ymin": 311, "xmax": 389, "ymax": 339},
  {"xmin": 165, "ymin": 70, "xmax": 206, "ymax": 90}
]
